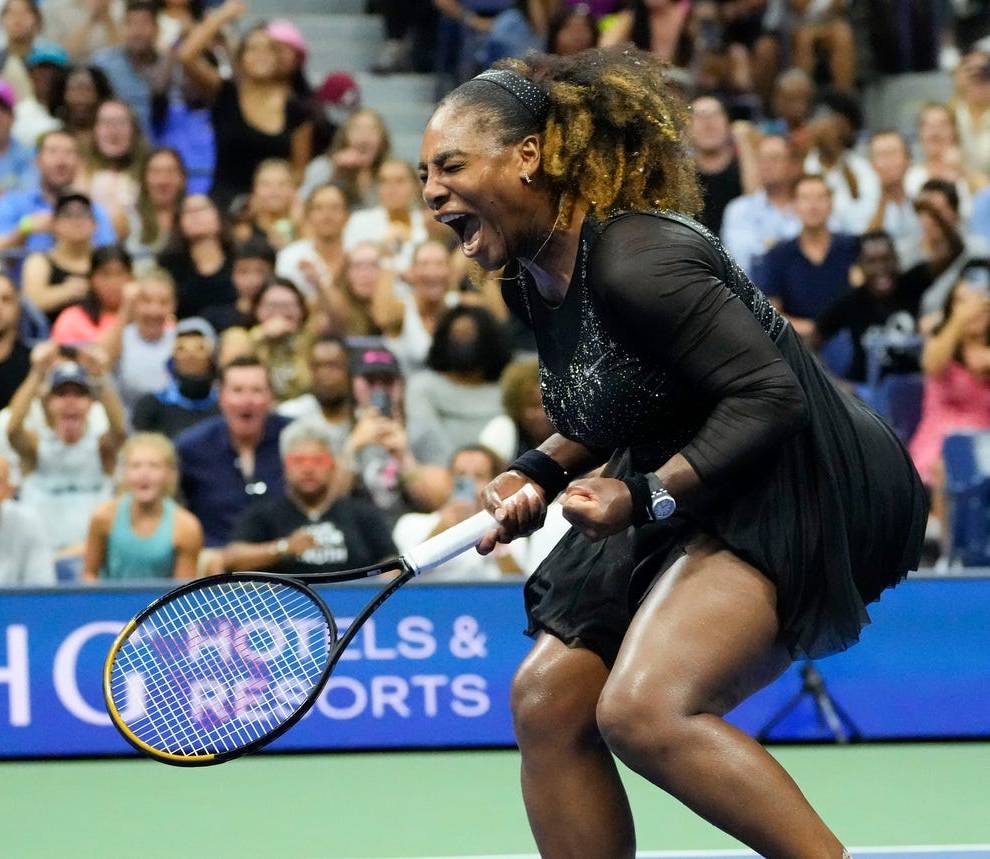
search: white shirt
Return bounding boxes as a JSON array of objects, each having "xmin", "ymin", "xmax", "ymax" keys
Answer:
[
  {"xmin": 0, "ymin": 500, "xmax": 55, "ymax": 586},
  {"xmin": 720, "ymin": 190, "xmax": 802, "ymax": 278},
  {"xmin": 804, "ymin": 149, "xmax": 881, "ymax": 234},
  {"xmin": 343, "ymin": 208, "xmax": 428, "ymax": 277},
  {"xmin": 276, "ymin": 238, "xmax": 325, "ymax": 301}
]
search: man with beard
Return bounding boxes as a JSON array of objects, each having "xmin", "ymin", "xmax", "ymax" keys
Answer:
[
  {"xmin": 131, "ymin": 317, "xmax": 221, "ymax": 438},
  {"xmin": 277, "ymin": 335, "xmax": 353, "ymax": 457},
  {"xmin": 176, "ymin": 355, "xmax": 290, "ymax": 546},
  {"xmin": 223, "ymin": 419, "xmax": 394, "ymax": 574}
]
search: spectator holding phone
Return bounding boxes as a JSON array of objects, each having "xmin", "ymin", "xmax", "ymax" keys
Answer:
[
  {"xmin": 7, "ymin": 342, "xmax": 127, "ymax": 556},
  {"xmin": 83, "ymin": 432, "xmax": 203, "ymax": 581},
  {"xmin": 224, "ymin": 419, "xmax": 395, "ymax": 575}
]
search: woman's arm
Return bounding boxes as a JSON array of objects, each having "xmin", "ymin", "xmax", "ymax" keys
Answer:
[
  {"xmin": 289, "ymin": 122, "xmax": 314, "ymax": 184},
  {"xmin": 598, "ymin": 10, "xmax": 634, "ymax": 48},
  {"xmin": 172, "ymin": 508, "xmax": 204, "ymax": 579},
  {"xmin": 177, "ymin": 0, "xmax": 244, "ymax": 99},
  {"xmin": 6, "ymin": 342, "xmax": 59, "ymax": 470},
  {"xmin": 921, "ymin": 313, "xmax": 966, "ymax": 377},
  {"xmin": 21, "ymin": 254, "xmax": 89, "ymax": 315},
  {"xmin": 82, "ymin": 500, "xmax": 114, "ymax": 582}
]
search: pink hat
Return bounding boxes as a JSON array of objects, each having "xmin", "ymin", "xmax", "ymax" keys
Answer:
[
  {"xmin": 267, "ymin": 20, "xmax": 307, "ymax": 58},
  {"xmin": 0, "ymin": 79, "xmax": 15, "ymax": 112}
]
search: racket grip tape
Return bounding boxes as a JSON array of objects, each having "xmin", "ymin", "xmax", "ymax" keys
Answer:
[{"xmin": 404, "ymin": 484, "xmax": 540, "ymax": 575}]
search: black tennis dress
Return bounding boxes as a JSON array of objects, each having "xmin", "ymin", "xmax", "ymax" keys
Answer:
[{"xmin": 507, "ymin": 210, "xmax": 927, "ymax": 663}]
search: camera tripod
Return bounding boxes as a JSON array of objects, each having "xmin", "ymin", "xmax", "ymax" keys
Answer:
[{"xmin": 757, "ymin": 662, "xmax": 862, "ymax": 744}]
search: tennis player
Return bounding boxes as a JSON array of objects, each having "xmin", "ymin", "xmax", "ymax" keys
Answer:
[{"xmin": 419, "ymin": 50, "xmax": 927, "ymax": 857}]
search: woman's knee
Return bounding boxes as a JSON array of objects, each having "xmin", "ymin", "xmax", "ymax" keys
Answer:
[
  {"xmin": 511, "ymin": 638, "xmax": 607, "ymax": 751},
  {"xmin": 595, "ymin": 681, "xmax": 686, "ymax": 769}
]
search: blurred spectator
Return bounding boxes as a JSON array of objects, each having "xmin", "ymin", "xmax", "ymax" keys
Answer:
[
  {"xmin": 301, "ymin": 107, "xmax": 390, "ymax": 208},
  {"xmin": 203, "ymin": 235, "xmax": 273, "ymax": 333},
  {"xmin": 44, "ymin": 0, "xmax": 120, "ymax": 62},
  {"xmin": 49, "ymin": 65, "xmax": 113, "ymax": 151},
  {"xmin": 689, "ymin": 96, "xmax": 753, "ymax": 234},
  {"xmin": 393, "ymin": 444, "xmax": 522, "ymax": 580},
  {"xmin": 225, "ymin": 277, "xmax": 315, "ymax": 402},
  {"xmin": 11, "ymin": 45, "xmax": 66, "ymax": 149},
  {"xmin": 0, "ymin": 79, "xmax": 34, "ymax": 194},
  {"xmin": 314, "ymin": 69, "xmax": 361, "ymax": 133},
  {"xmin": 812, "ymin": 230, "xmax": 924, "ymax": 383},
  {"xmin": 345, "ymin": 345, "xmax": 448, "ymax": 518},
  {"xmin": 0, "ymin": 452, "xmax": 54, "ymax": 585},
  {"xmin": 333, "ymin": 241, "xmax": 390, "ymax": 336},
  {"xmin": 371, "ymin": 0, "xmax": 436, "ymax": 75},
  {"xmin": 480, "ymin": 0, "xmax": 555, "ymax": 67},
  {"xmin": 861, "ymin": 0, "xmax": 937, "ymax": 77},
  {"xmin": 905, "ymin": 103, "xmax": 978, "ymax": 222},
  {"xmin": 7, "ymin": 344, "xmax": 126, "ymax": 555},
  {"xmin": 953, "ymin": 49, "xmax": 990, "ymax": 178},
  {"xmin": 157, "ymin": 0, "xmax": 202, "ymax": 53},
  {"xmin": 789, "ymin": 0, "xmax": 855, "ymax": 92},
  {"xmin": 225, "ymin": 419, "xmax": 395, "ymax": 575},
  {"xmin": 0, "ymin": 273, "xmax": 30, "ymax": 409},
  {"xmin": 158, "ymin": 193, "xmax": 235, "ymax": 319},
  {"xmin": 910, "ymin": 265, "xmax": 990, "ymax": 489},
  {"xmin": 101, "ymin": 269, "xmax": 177, "ymax": 412},
  {"xmin": 910, "ymin": 183, "xmax": 971, "ymax": 318},
  {"xmin": 83, "ymin": 432, "xmax": 203, "ymax": 580},
  {"xmin": 153, "ymin": 52, "xmax": 216, "ymax": 195},
  {"xmin": 247, "ymin": 158, "xmax": 300, "ymax": 251},
  {"xmin": 720, "ymin": 132, "xmax": 801, "ymax": 278},
  {"xmin": 51, "ymin": 244, "xmax": 131, "ymax": 345},
  {"xmin": 479, "ymin": 357, "xmax": 554, "ymax": 462},
  {"xmin": 131, "ymin": 316, "xmax": 220, "ymax": 438},
  {"xmin": 276, "ymin": 183, "xmax": 348, "ymax": 301},
  {"xmin": 176, "ymin": 355, "xmax": 289, "ymax": 546},
  {"xmin": 953, "ymin": 0, "xmax": 990, "ymax": 54},
  {"xmin": 600, "ymin": 0, "xmax": 694, "ymax": 68},
  {"xmin": 343, "ymin": 159, "xmax": 428, "ymax": 275},
  {"xmin": 764, "ymin": 67, "xmax": 814, "ymax": 156},
  {"xmin": 0, "ymin": 129, "xmax": 115, "ymax": 254},
  {"xmin": 178, "ymin": 1, "xmax": 313, "ymax": 209},
  {"xmin": 546, "ymin": 5, "xmax": 598, "ymax": 55},
  {"xmin": 126, "ymin": 147, "xmax": 187, "ymax": 264},
  {"xmin": 278, "ymin": 335, "xmax": 353, "ymax": 455},
  {"xmin": 865, "ymin": 130, "xmax": 923, "ymax": 269},
  {"xmin": 760, "ymin": 173, "xmax": 857, "ymax": 339},
  {"xmin": 20, "ymin": 191, "xmax": 94, "ymax": 325},
  {"xmin": 385, "ymin": 239, "xmax": 457, "ymax": 372},
  {"xmin": 92, "ymin": 0, "xmax": 172, "ymax": 139},
  {"xmin": 0, "ymin": 0, "xmax": 58, "ymax": 101},
  {"xmin": 804, "ymin": 89, "xmax": 879, "ymax": 233},
  {"xmin": 81, "ymin": 100, "xmax": 149, "ymax": 239},
  {"xmin": 406, "ymin": 304, "xmax": 510, "ymax": 465}
]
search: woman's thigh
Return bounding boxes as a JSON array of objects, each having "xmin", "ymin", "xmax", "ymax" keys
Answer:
[{"xmin": 603, "ymin": 538, "xmax": 791, "ymax": 721}]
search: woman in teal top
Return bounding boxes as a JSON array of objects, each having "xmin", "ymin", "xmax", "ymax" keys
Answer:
[{"xmin": 84, "ymin": 433, "xmax": 204, "ymax": 581}]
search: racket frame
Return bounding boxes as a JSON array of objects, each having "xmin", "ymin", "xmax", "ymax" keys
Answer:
[{"xmin": 103, "ymin": 563, "xmax": 409, "ymax": 766}]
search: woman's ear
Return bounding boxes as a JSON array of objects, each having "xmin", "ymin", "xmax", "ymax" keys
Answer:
[{"xmin": 518, "ymin": 135, "xmax": 542, "ymax": 184}]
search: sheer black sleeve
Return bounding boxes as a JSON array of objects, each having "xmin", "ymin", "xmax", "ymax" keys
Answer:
[{"xmin": 589, "ymin": 214, "xmax": 809, "ymax": 486}]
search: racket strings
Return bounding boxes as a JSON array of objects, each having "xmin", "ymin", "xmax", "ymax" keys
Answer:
[{"xmin": 109, "ymin": 580, "xmax": 333, "ymax": 757}]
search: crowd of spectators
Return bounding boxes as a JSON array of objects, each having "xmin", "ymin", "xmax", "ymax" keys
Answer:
[{"xmin": 3, "ymin": 0, "xmax": 990, "ymax": 586}]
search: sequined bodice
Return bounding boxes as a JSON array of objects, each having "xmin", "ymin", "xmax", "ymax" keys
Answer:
[{"xmin": 517, "ymin": 210, "xmax": 784, "ymax": 467}]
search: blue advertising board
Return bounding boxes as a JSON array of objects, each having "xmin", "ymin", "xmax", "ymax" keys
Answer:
[{"xmin": 0, "ymin": 577, "xmax": 988, "ymax": 758}]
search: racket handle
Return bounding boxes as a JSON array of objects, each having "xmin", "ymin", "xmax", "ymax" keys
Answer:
[{"xmin": 404, "ymin": 485, "xmax": 539, "ymax": 575}]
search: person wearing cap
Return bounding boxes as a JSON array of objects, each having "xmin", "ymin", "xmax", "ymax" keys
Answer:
[
  {"xmin": 6, "ymin": 340, "xmax": 127, "ymax": 556},
  {"xmin": 10, "ymin": 44, "xmax": 65, "ymax": 150},
  {"xmin": 131, "ymin": 315, "xmax": 221, "ymax": 438},
  {"xmin": 0, "ymin": 128, "xmax": 116, "ymax": 254},
  {"xmin": 268, "ymin": 19, "xmax": 310, "ymax": 100},
  {"xmin": 92, "ymin": 0, "xmax": 172, "ymax": 139},
  {"xmin": 0, "ymin": 78, "xmax": 34, "ymax": 194}
]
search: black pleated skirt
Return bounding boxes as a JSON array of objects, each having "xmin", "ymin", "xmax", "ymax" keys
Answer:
[{"xmin": 523, "ymin": 324, "xmax": 929, "ymax": 665}]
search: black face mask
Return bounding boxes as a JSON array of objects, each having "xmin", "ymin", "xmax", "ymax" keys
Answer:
[
  {"xmin": 445, "ymin": 338, "xmax": 484, "ymax": 373},
  {"xmin": 177, "ymin": 371, "xmax": 215, "ymax": 400}
]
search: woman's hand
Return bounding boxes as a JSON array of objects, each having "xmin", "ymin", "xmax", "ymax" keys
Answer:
[
  {"xmin": 478, "ymin": 471, "xmax": 546, "ymax": 555},
  {"xmin": 561, "ymin": 477, "xmax": 633, "ymax": 542}
]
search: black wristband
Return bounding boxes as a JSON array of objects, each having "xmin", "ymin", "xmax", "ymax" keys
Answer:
[
  {"xmin": 622, "ymin": 473, "xmax": 653, "ymax": 527},
  {"xmin": 509, "ymin": 449, "xmax": 570, "ymax": 498}
]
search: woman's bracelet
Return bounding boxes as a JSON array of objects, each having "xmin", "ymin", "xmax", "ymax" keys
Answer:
[{"xmin": 508, "ymin": 449, "xmax": 570, "ymax": 499}]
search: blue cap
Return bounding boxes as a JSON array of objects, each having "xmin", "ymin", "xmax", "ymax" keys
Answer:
[
  {"xmin": 26, "ymin": 44, "xmax": 69, "ymax": 69},
  {"xmin": 47, "ymin": 362, "xmax": 93, "ymax": 394}
]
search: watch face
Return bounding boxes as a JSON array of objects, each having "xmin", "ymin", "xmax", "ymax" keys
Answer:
[{"xmin": 653, "ymin": 495, "xmax": 676, "ymax": 520}]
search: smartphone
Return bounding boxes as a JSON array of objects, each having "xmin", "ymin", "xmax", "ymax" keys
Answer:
[
  {"xmin": 369, "ymin": 388, "xmax": 392, "ymax": 418},
  {"xmin": 452, "ymin": 474, "xmax": 476, "ymax": 504}
]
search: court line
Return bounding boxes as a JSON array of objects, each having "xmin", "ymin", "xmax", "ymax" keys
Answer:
[{"xmin": 366, "ymin": 847, "xmax": 990, "ymax": 859}]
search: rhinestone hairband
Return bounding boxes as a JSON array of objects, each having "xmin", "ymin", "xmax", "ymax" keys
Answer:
[{"xmin": 473, "ymin": 69, "xmax": 551, "ymax": 124}]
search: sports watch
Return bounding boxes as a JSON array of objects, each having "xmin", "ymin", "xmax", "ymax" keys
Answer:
[{"xmin": 645, "ymin": 473, "xmax": 677, "ymax": 521}]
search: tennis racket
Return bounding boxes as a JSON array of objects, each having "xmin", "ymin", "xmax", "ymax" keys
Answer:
[{"xmin": 103, "ymin": 488, "xmax": 534, "ymax": 767}]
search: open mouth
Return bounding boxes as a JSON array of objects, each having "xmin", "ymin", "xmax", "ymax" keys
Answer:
[{"xmin": 438, "ymin": 212, "xmax": 482, "ymax": 257}]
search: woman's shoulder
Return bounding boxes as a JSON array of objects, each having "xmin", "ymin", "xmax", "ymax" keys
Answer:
[
  {"xmin": 172, "ymin": 504, "xmax": 204, "ymax": 544},
  {"xmin": 591, "ymin": 211, "xmax": 721, "ymax": 279},
  {"xmin": 91, "ymin": 496, "xmax": 122, "ymax": 531}
]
